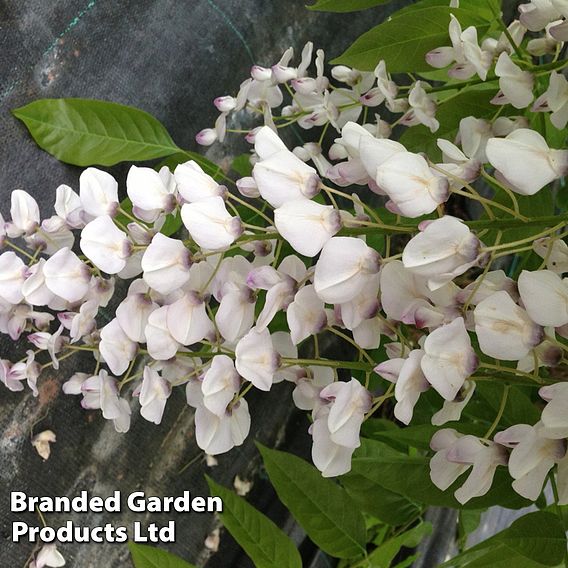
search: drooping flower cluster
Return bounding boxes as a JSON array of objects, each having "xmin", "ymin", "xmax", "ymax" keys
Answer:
[{"xmin": 3, "ymin": 2, "xmax": 568, "ymax": 513}]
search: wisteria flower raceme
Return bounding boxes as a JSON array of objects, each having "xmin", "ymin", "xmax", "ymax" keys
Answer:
[{"xmin": 4, "ymin": 16, "xmax": 568, "ymax": 533}]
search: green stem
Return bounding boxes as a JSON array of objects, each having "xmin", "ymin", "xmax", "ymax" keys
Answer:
[
  {"xmin": 481, "ymin": 169, "xmax": 521, "ymax": 218},
  {"xmin": 327, "ymin": 327, "xmax": 376, "ymax": 366},
  {"xmin": 483, "ymin": 223, "xmax": 565, "ymax": 252},
  {"xmin": 477, "ymin": 363, "xmax": 547, "ymax": 385},
  {"xmin": 282, "ymin": 357, "xmax": 373, "ymax": 372},
  {"xmin": 228, "ymin": 193, "xmax": 273, "ymax": 225},
  {"xmin": 484, "ymin": 384, "xmax": 510, "ymax": 439}
]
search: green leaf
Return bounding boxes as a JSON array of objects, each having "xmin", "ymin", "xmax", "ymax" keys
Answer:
[
  {"xmin": 345, "ymin": 439, "xmax": 530, "ymax": 510},
  {"xmin": 128, "ymin": 542, "xmax": 196, "ymax": 568},
  {"xmin": 393, "ymin": 0, "xmax": 500, "ymax": 21},
  {"xmin": 13, "ymin": 98, "xmax": 180, "ymax": 166},
  {"xmin": 476, "ymin": 384, "xmax": 540, "ymax": 428},
  {"xmin": 368, "ymin": 522, "xmax": 432, "ymax": 567},
  {"xmin": 442, "ymin": 511, "xmax": 566, "ymax": 567},
  {"xmin": 307, "ymin": 0, "xmax": 391, "ymax": 12},
  {"xmin": 206, "ymin": 476, "xmax": 302, "ymax": 568},
  {"xmin": 231, "ymin": 154, "xmax": 253, "ymax": 177},
  {"xmin": 257, "ymin": 443, "xmax": 367, "ymax": 559},
  {"xmin": 331, "ymin": 6, "xmax": 491, "ymax": 72},
  {"xmin": 342, "ymin": 475, "xmax": 422, "ymax": 526},
  {"xmin": 459, "ymin": 509, "xmax": 483, "ymax": 538},
  {"xmin": 399, "ymin": 87, "xmax": 500, "ymax": 159}
]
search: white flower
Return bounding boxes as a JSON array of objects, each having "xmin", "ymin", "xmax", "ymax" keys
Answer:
[
  {"xmin": 8, "ymin": 189, "xmax": 40, "ymax": 236},
  {"xmin": 99, "ymin": 318, "xmax": 137, "ymax": 375},
  {"xmin": 402, "ymin": 216, "xmax": 482, "ymax": 291},
  {"xmin": 375, "ymin": 152, "xmax": 449, "ymax": 218},
  {"xmin": 141, "ymin": 233, "xmax": 192, "ymax": 294},
  {"xmin": 202, "ymin": 355, "xmax": 241, "ymax": 416},
  {"xmin": 0, "ymin": 252, "xmax": 27, "ymax": 304},
  {"xmin": 188, "ymin": 380, "xmax": 250, "ymax": 455},
  {"xmin": 379, "ymin": 349, "xmax": 430, "ymax": 425},
  {"xmin": 421, "ymin": 317, "xmax": 478, "ymax": 401},
  {"xmin": 314, "ymin": 237, "xmax": 380, "ymax": 304},
  {"xmin": 213, "ymin": 257, "xmax": 256, "ymax": 342},
  {"xmin": 540, "ymin": 383, "xmax": 568, "ymax": 439},
  {"xmin": 28, "ymin": 325, "xmax": 66, "ymax": 370},
  {"xmin": 519, "ymin": 0, "xmax": 562, "ymax": 31},
  {"xmin": 247, "ymin": 257, "xmax": 305, "ymax": 330},
  {"xmin": 494, "ymin": 52, "xmax": 534, "ymax": 109},
  {"xmin": 194, "ymin": 399, "xmax": 251, "ymax": 455},
  {"xmin": 54, "ymin": 184, "xmax": 84, "ymax": 228},
  {"xmin": 401, "ymin": 81, "xmax": 439, "ymax": 132},
  {"xmin": 533, "ymin": 237, "xmax": 568, "ymax": 273},
  {"xmin": 67, "ymin": 299, "xmax": 98, "ymax": 342},
  {"xmin": 32, "ymin": 544, "xmax": 66, "ymax": 568},
  {"xmin": 320, "ymin": 378, "xmax": 372, "ymax": 449},
  {"xmin": 535, "ymin": 71, "xmax": 568, "ymax": 130},
  {"xmin": 144, "ymin": 306, "xmax": 180, "ymax": 360},
  {"xmin": 274, "ymin": 199, "xmax": 341, "ymax": 257},
  {"xmin": 474, "ymin": 291, "xmax": 543, "ymax": 360},
  {"xmin": 430, "ymin": 430, "xmax": 507, "ymax": 504},
  {"xmin": 139, "ymin": 366, "xmax": 171, "ymax": 425},
  {"xmin": 166, "ymin": 292, "xmax": 214, "ymax": 346},
  {"xmin": 80, "ymin": 215, "xmax": 131, "ymax": 274},
  {"xmin": 79, "ymin": 167, "xmax": 119, "ymax": 218},
  {"xmin": 81, "ymin": 370, "xmax": 131, "ymax": 432},
  {"xmin": 31, "ymin": 430, "xmax": 56, "ymax": 460},
  {"xmin": 181, "ymin": 196, "xmax": 242, "ymax": 250},
  {"xmin": 252, "ymin": 127, "xmax": 321, "ymax": 207},
  {"xmin": 425, "ymin": 15, "xmax": 491, "ymax": 81},
  {"xmin": 518, "ymin": 269, "xmax": 568, "ymax": 327},
  {"xmin": 235, "ymin": 326, "xmax": 279, "ymax": 391},
  {"xmin": 292, "ymin": 366, "xmax": 334, "ymax": 411},
  {"xmin": 486, "ymin": 129, "xmax": 568, "ymax": 195},
  {"xmin": 339, "ymin": 274, "xmax": 380, "ymax": 330},
  {"xmin": 311, "ymin": 406, "xmax": 356, "ymax": 477},
  {"xmin": 456, "ymin": 269, "xmax": 517, "ymax": 306},
  {"xmin": 43, "ymin": 247, "xmax": 91, "ymax": 303},
  {"xmin": 432, "ymin": 381, "xmax": 476, "ymax": 426},
  {"xmin": 287, "ymin": 285, "xmax": 327, "ymax": 345},
  {"xmin": 116, "ymin": 292, "xmax": 157, "ymax": 343},
  {"xmin": 174, "ymin": 160, "xmax": 224, "ymax": 203},
  {"xmin": 495, "ymin": 422, "xmax": 565, "ymax": 500},
  {"xmin": 126, "ymin": 165, "xmax": 176, "ymax": 220}
]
